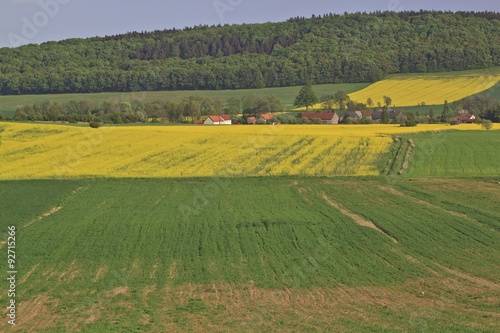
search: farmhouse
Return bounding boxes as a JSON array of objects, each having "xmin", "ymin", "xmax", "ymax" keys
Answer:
[
  {"xmin": 203, "ymin": 114, "xmax": 232, "ymax": 125},
  {"xmin": 343, "ymin": 111, "xmax": 362, "ymax": 120},
  {"xmin": 301, "ymin": 112, "xmax": 339, "ymax": 124},
  {"xmin": 456, "ymin": 113, "xmax": 476, "ymax": 123},
  {"xmin": 359, "ymin": 110, "xmax": 373, "ymax": 119},
  {"xmin": 247, "ymin": 117, "xmax": 257, "ymax": 124},
  {"xmin": 372, "ymin": 109, "xmax": 403, "ymax": 123},
  {"xmin": 259, "ymin": 113, "xmax": 277, "ymax": 123}
]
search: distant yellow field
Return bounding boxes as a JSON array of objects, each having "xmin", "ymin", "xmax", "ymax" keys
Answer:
[
  {"xmin": 349, "ymin": 75, "xmax": 499, "ymax": 107},
  {"xmin": 0, "ymin": 122, "xmax": 483, "ymax": 179},
  {"xmin": 304, "ymin": 75, "xmax": 499, "ymax": 110}
]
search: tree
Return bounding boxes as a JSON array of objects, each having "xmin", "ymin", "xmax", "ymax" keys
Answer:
[
  {"xmin": 440, "ymin": 100, "xmax": 452, "ymax": 123},
  {"xmin": 481, "ymin": 119, "xmax": 493, "ymax": 130},
  {"xmin": 333, "ymin": 90, "xmax": 349, "ymax": 111},
  {"xmin": 401, "ymin": 113, "xmax": 417, "ymax": 127},
  {"xmin": 381, "ymin": 109, "xmax": 390, "ymax": 124},
  {"xmin": 212, "ymin": 96, "xmax": 224, "ymax": 114},
  {"xmin": 321, "ymin": 94, "xmax": 334, "ymax": 112},
  {"xmin": 383, "ymin": 96, "xmax": 392, "ymax": 109},
  {"xmin": 224, "ymin": 97, "xmax": 241, "ymax": 116},
  {"xmin": 428, "ymin": 109, "xmax": 436, "ymax": 123},
  {"xmin": 366, "ymin": 97, "xmax": 373, "ymax": 108},
  {"xmin": 347, "ymin": 101, "xmax": 357, "ymax": 111},
  {"xmin": 294, "ymin": 84, "xmax": 318, "ymax": 112},
  {"xmin": 264, "ymin": 95, "xmax": 283, "ymax": 113}
]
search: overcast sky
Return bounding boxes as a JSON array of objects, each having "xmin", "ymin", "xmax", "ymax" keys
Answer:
[{"xmin": 1, "ymin": 0, "xmax": 498, "ymax": 48}]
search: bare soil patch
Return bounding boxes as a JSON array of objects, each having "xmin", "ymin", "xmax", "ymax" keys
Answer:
[{"xmin": 322, "ymin": 193, "xmax": 398, "ymax": 243}]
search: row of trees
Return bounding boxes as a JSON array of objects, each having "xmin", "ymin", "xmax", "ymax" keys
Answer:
[
  {"xmin": 1, "ymin": 11, "xmax": 499, "ymax": 94},
  {"xmin": 294, "ymin": 84, "xmax": 395, "ymax": 112},
  {"xmin": 11, "ymin": 95, "xmax": 284, "ymax": 124}
]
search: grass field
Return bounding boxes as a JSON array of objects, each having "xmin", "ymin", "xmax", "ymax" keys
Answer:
[
  {"xmin": 0, "ymin": 122, "xmax": 487, "ymax": 179},
  {"xmin": 0, "ymin": 177, "xmax": 498, "ymax": 332},
  {"xmin": 0, "ymin": 82, "xmax": 369, "ymax": 119}
]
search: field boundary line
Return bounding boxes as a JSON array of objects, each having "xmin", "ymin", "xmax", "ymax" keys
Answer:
[{"xmin": 321, "ymin": 193, "xmax": 398, "ymax": 243}]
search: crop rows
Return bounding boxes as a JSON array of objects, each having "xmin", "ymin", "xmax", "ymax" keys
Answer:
[
  {"xmin": 1, "ymin": 177, "xmax": 498, "ymax": 332},
  {"xmin": 347, "ymin": 75, "xmax": 499, "ymax": 107},
  {"xmin": 0, "ymin": 122, "xmax": 476, "ymax": 179}
]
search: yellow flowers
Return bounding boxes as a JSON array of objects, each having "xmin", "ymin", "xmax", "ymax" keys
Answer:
[
  {"xmin": 0, "ymin": 122, "xmax": 474, "ymax": 179},
  {"xmin": 348, "ymin": 75, "xmax": 499, "ymax": 107}
]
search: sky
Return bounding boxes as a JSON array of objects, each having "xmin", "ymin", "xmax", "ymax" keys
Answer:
[{"xmin": 1, "ymin": 0, "xmax": 498, "ymax": 48}]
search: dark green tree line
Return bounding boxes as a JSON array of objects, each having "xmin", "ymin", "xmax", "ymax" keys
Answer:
[{"xmin": 0, "ymin": 11, "xmax": 499, "ymax": 95}]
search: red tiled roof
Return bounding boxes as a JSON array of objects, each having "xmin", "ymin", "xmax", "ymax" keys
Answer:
[
  {"xmin": 207, "ymin": 115, "xmax": 231, "ymax": 122},
  {"xmin": 260, "ymin": 114, "xmax": 276, "ymax": 121},
  {"xmin": 194, "ymin": 120, "xmax": 204, "ymax": 124},
  {"xmin": 301, "ymin": 113, "xmax": 336, "ymax": 121},
  {"xmin": 248, "ymin": 117, "xmax": 256, "ymax": 121},
  {"xmin": 456, "ymin": 114, "xmax": 475, "ymax": 121}
]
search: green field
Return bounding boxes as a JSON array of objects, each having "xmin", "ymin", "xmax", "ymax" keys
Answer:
[
  {"xmin": 0, "ymin": 82, "xmax": 369, "ymax": 119},
  {"xmin": 401, "ymin": 130, "xmax": 500, "ymax": 177},
  {"xmin": 0, "ymin": 176, "xmax": 499, "ymax": 332}
]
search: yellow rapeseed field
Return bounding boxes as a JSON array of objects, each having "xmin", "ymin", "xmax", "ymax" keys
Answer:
[
  {"xmin": 304, "ymin": 75, "xmax": 499, "ymax": 110},
  {"xmin": 0, "ymin": 122, "xmax": 482, "ymax": 179}
]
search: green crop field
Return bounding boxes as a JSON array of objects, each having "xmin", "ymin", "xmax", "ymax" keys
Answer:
[
  {"xmin": 0, "ymin": 176, "xmax": 499, "ymax": 332},
  {"xmin": 0, "ymin": 82, "xmax": 369, "ymax": 119},
  {"xmin": 400, "ymin": 130, "xmax": 500, "ymax": 177}
]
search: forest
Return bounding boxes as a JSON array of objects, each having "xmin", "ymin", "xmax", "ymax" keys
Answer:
[{"xmin": 0, "ymin": 10, "xmax": 499, "ymax": 95}]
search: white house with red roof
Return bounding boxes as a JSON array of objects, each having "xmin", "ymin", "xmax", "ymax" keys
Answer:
[
  {"xmin": 203, "ymin": 114, "xmax": 232, "ymax": 125},
  {"xmin": 258, "ymin": 113, "xmax": 277, "ymax": 123},
  {"xmin": 456, "ymin": 113, "xmax": 476, "ymax": 124}
]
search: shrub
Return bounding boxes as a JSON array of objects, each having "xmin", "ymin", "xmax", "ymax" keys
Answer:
[
  {"xmin": 481, "ymin": 120, "xmax": 493, "ymax": 130},
  {"xmin": 449, "ymin": 119, "xmax": 459, "ymax": 126},
  {"xmin": 311, "ymin": 118, "xmax": 322, "ymax": 124},
  {"xmin": 89, "ymin": 122, "xmax": 101, "ymax": 128}
]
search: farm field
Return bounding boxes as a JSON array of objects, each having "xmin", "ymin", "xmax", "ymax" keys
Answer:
[
  {"xmin": 347, "ymin": 75, "xmax": 499, "ymax": 107},
  {"xmin": 0, "ymin": 122, "xmax": 490, "ymax": 180},
  {"xmin": 0, "ymin": 82, "xmax": 369, "ymax": 119},
  {"xmin": 400, "ymin": 130, "xmax": 500, "ymax": 177},
  {"xmin": 0, "ymin": 177, "xmax": 498, "ymax": 332}
]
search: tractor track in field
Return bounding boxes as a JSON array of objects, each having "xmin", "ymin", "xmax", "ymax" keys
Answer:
[
  {"xmin": 24, "ymin": 205, "xmax": 63, "ymax": 228},
  {"xmin": 321, "ymin": 193, "xmax": 398, "ymax": 243},
  {"xmin": 378, "ymin": 185, "xmax": 483, "ymax": 226}
]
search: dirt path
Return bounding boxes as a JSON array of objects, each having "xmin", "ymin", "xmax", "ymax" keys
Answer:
[
  {"xmin": 322, "ymin": 193, "xmax": 398, "ymax": 243},
  {"xmin": 24, "ymin": 206, "xmax": 63, "ymax": 228}
]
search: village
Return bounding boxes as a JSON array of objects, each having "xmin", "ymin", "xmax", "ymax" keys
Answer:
[{"xmin": 200, "ymin": 109, "xmax": 477, "ymax": 125}]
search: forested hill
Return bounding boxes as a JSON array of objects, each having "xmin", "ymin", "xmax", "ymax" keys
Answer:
[{"xmin": 1, "ymin": 11, "xmax": 499, "ymax": 95}]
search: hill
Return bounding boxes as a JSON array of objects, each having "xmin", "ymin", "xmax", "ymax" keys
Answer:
[{"xmin": 0, "ymin": 11, "xmax": 499, "ymax": 95}]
